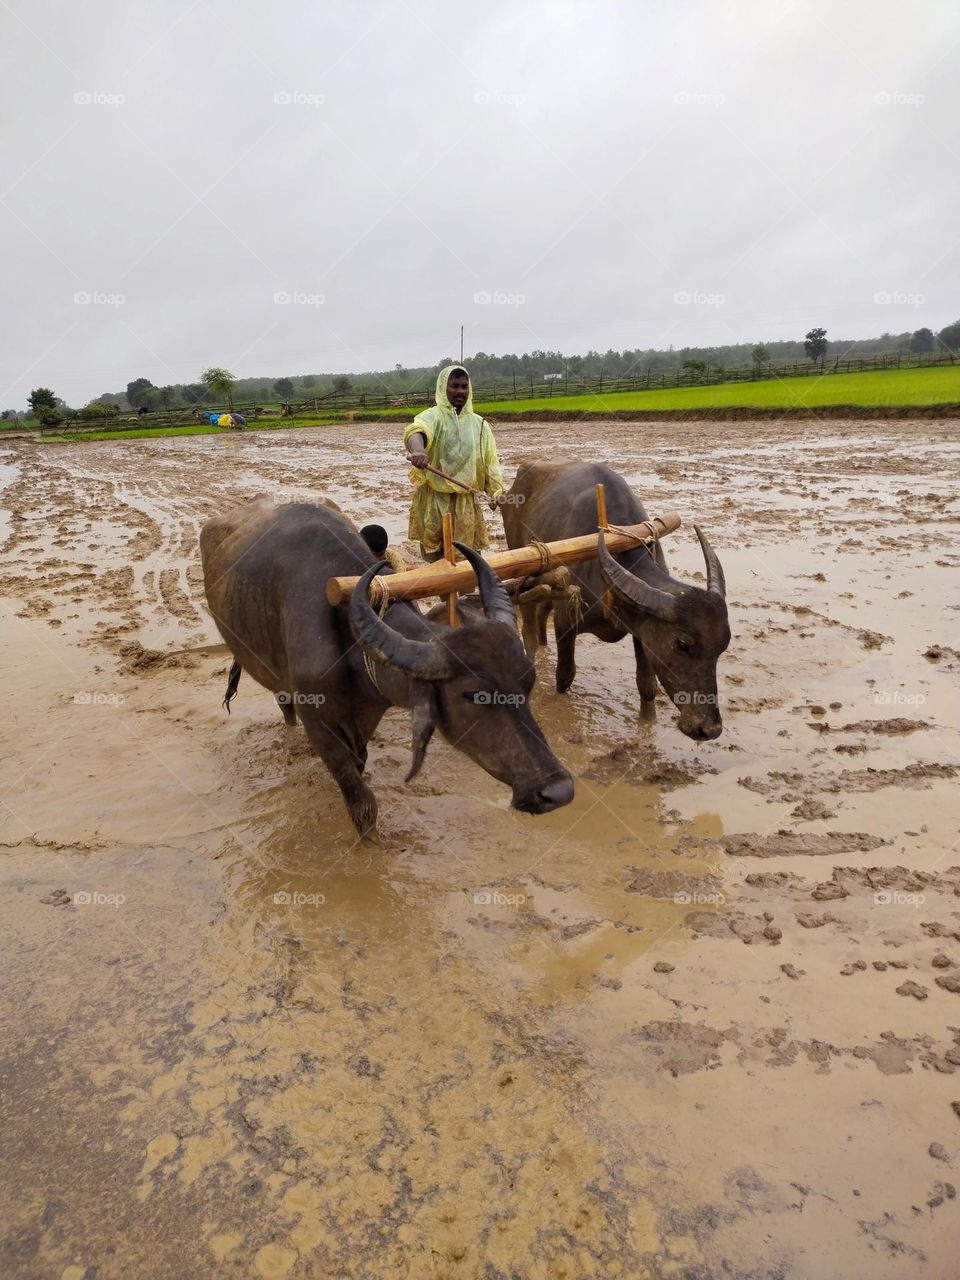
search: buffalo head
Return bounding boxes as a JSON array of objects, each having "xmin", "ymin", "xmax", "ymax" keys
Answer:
[
  {"xmin": 598, "ymin": 527, "xmax": 730, "ymax": 740},
  {"xmin": 350, "ymin": 543, "xmax": 574, "ymax": 813}
]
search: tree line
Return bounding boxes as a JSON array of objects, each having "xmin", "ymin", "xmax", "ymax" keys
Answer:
[{"xmin": 9, "ymin": 320, "xmax": 960, "ymax": 424}]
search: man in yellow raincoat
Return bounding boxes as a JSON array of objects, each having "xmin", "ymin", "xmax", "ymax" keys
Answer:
[{"xmin": 403, "ymin": 365, "xmax": 504, "ymax": 561}]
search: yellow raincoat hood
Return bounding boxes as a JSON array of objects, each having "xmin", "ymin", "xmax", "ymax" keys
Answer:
[{"xmin": 434, "ymin": 364, "xmax": 473, "ymax": 414}]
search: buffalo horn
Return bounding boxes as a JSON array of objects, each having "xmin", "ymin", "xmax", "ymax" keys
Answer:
[
  {"xmin": 598, "ymin": 530, "xmax": 678, "ymax": 620},
  {"xmin": 454, "ymin": 541, "xmax": 516, "ymax": 627},
  {"xmin": 350, "ymin": 562, "xmax": 455, "ymax": 680},
  {"xmin": 693, "ymin": 525, "xmax": 726, "ymax": 598}
]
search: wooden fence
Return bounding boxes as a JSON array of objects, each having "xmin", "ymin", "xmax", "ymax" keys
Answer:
[{"xmin": 39, "ymin": 349, "xmax": 959, "ymax": 435}]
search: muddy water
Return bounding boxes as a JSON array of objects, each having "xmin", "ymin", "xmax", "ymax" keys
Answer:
[{"xmin": 1, "ymin": 418, "xmax": 959, "ymax": 1279}]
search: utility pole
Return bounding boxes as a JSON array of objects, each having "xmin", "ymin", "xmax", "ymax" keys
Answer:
[{"xmin": 459, "ymin": 324, "xmax": 464, "ymax": 363}]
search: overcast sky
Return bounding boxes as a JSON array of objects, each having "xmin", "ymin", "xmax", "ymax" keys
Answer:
[{"xmin": 2, "ymin": 0, "xmax": 958, "ymax": 407}]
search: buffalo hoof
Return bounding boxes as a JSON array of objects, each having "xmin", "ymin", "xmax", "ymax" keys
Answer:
[{"xmin": 556, "ymin": 668, "xmax": 575, "ymax": 694}]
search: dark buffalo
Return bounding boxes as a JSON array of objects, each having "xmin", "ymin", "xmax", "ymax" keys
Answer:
[
  {"xmin": 502, "ymin": 462, "xmax": 730, "ymax": 740},
  {"xmin": 200, "ymin": 498, "xmax": 574, "ymax": 834}
]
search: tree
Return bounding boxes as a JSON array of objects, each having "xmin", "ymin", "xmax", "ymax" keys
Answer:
[
  {"xmin": 274, "ymin": 377, "xmax": 295, "ymax": 399},
  {"xmin": 201, "ymin": 367, "xmax": 237, "ymax": 409},
  {"xmin": 126, "ymin": 377, "xmax": 155, "ymax": 408},
  {"xmin": 909, "ymin": 328, "xmax": 934, "ymax": 354},
  {"xmin": 28, "ymin": 387, "xmax": 58, "ymax": 420},
  {"xmin": 80, "ymin": 398, "xmax": 120, "ymax": 421},
  {"xmin": 301, "ymin": 374, "xmax": 316, "ymax": 388},
  {"xmin": 157, "ymin": 385, "xmax": 179, "ymax": 410},
  {"xmin": 182, "ymin": 383, "xmax": 208, "ymax": 406},
  {"xmin": 936, "ymin": 320, "xmax": 960, "ymax": 352},
  {"xmin": 804, "ymin": 328, "xmax": 828, "ymax": 365},
  {"xmin": 332, "ymin": 375, "xmax": 353, "ymax": 394},
  {"xmin": 751, "ymin": 343, "xmax": 769, "ymax": 366}
]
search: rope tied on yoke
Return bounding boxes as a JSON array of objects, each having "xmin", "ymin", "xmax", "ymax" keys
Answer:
[
  {"xmin": 529, "ymin": 538, "xmax": 554, "ymax": 572},
  {"xmin": 602, "ymin": 518, "xmax": 665, "ymax": 559}
]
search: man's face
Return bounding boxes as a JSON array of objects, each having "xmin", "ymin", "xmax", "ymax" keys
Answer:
[{"xmin": 446, "ymin": 372, "xmax": 470, "ymax": 411}]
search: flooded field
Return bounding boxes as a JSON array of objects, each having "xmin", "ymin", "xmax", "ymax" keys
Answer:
[{"xmin": 1, "ymin": 416, "xmax": 959, "ymax": 1279}]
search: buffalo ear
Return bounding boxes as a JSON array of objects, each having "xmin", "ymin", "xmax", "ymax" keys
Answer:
[{"xmin": 405, "ymin": 679, "xmax": 436, "ymax": 783}]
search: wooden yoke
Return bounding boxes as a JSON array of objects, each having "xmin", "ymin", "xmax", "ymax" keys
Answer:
[{"xmin": 326, "ymin": 514, "xmax": 682, "ymax": 607}]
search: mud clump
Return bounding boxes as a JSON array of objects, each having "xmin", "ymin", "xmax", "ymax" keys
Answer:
[{"xmin": 118, "ymin": 640, "xmax": 200, "ymax": 674}]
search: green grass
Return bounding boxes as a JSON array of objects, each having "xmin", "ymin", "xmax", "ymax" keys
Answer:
[{"xmin": 470, "ymin": 365, "xmax": 960, "ymax": 415}]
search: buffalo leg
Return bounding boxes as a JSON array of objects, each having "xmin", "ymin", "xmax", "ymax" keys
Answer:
[
  {"xmin": 633, "ymin": 636, "xmax": 657, "ymax": 720},
  {"xmin": 276, "ymin": 692, "xmax": 297, "ymax": 726},
  {"xmin": 537, "ymin": 602, "xmax": 549, "ymax": 645},
  {"xmin": 299, "ymin": 712, "xmax": 378, "ymax": 836},
  {"xmin": 519, "ymin": 602, "xmax": 541, "ymax": 659},
  {"xmin": 554, "ymin": 600, "xmax": 578, "ymax": 693}
]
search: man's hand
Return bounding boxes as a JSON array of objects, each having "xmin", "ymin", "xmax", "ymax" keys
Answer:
[
  {"xmin": 409, "ymin": 450, "xmax": 429, "ymax": 470},
  {"xmin": 406, "ymin": 431, "xmax": 429, "ymax": 469},
  {"xmin": 487, "ymin": 492, "xmax": 505, "ymax": 511}
]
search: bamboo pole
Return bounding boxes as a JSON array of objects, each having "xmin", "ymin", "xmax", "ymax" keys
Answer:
[
  {"xmin": 326, "ymin": 513, "xmax": 681, "ymax": 606},
  {"xmin": 442, "ymin": 510, "xmax": 459, "ymax": 626},
  {"xmin": 595, "ymin": 482, "xmax": 612, "ymax": 618}
]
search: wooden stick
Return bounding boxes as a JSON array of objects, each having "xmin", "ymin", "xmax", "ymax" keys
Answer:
[
  {"xmin": 441, "ymin": 510, "xmax": 459, "ymax": 626},
  {"xmin": 327, "ymin": 513, "xmax": 681, "ymax": 605},
  {"xmin": 595, "ymin": 482, "xmax": 612, "ymax": 618}
]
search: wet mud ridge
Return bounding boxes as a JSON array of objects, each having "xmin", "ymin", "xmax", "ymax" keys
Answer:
[{"xmin": 0, "ymin": 416, "xmax": 959, "ymax": 1279}]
